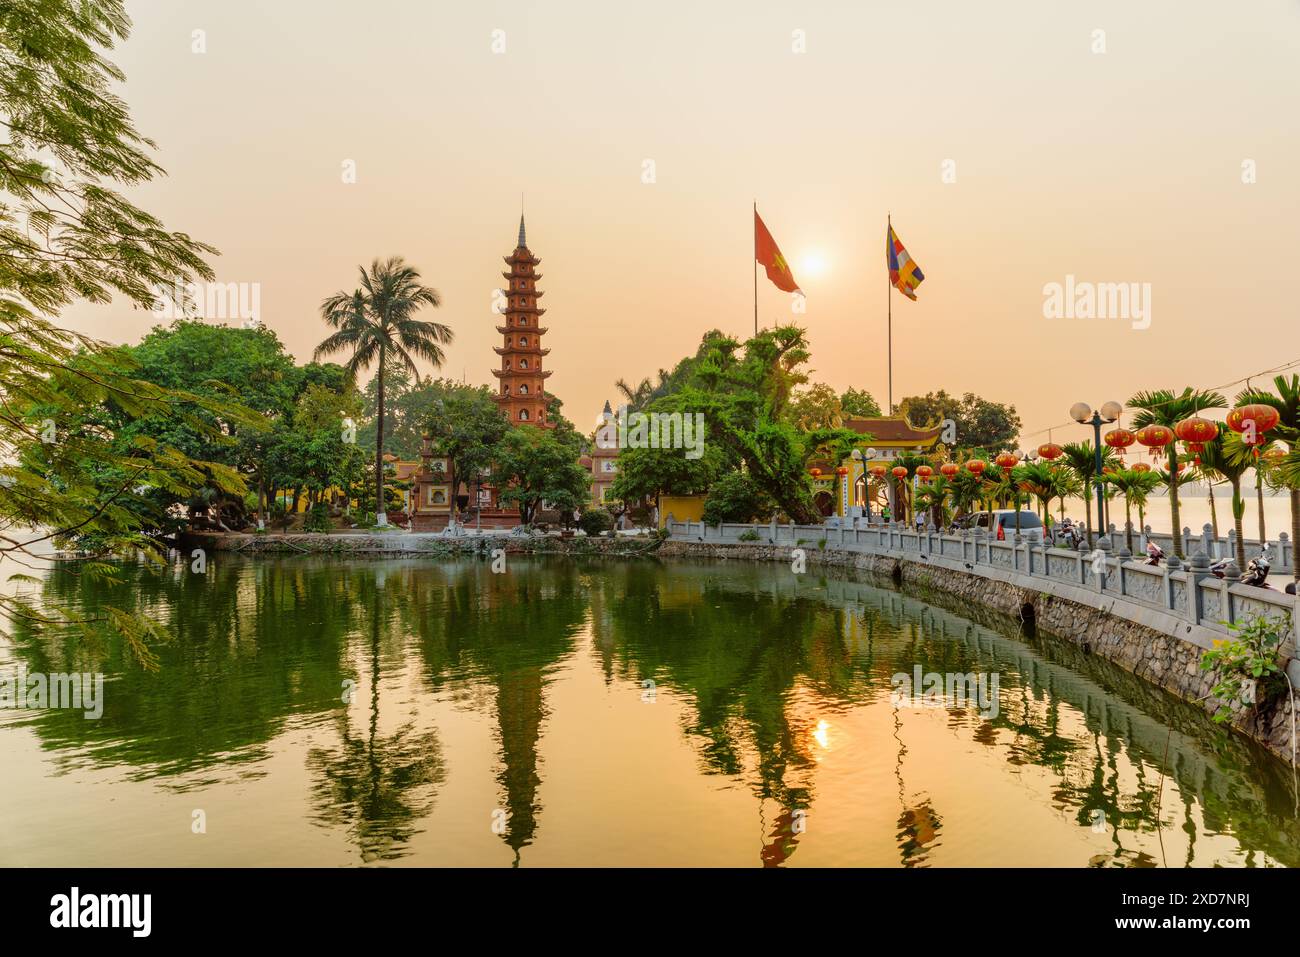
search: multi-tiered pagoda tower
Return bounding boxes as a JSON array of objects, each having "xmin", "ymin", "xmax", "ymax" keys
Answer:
[{"xmin": 493, "ymin": 216, "xmax": 552, "ymax": 427}]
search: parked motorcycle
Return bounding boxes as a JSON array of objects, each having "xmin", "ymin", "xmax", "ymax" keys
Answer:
[
  {"xmin": 1240, "ymin": 554, "xmax": 1273, "ymax": 589},
  {"xmin": 1053, "ymin": 519, "xmax": 1083, "ymax": 550},
  {"xmin": 1145, "ymin": 541, "xmax": 1165, "ymax": 566}
]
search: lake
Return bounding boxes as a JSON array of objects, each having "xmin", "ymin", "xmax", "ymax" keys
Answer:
[{"xmin": 1, "ymin": 555, "xmax": 1296, "ymax": 867}]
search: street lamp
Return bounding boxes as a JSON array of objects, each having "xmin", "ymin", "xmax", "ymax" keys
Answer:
[
  {"xmin": 850, "ymin": 447, "xmax": 878, "ymax": 517},
  {"xmin": 1070, "ymin": 401, "xmax": 1121, "ymax": 546}
]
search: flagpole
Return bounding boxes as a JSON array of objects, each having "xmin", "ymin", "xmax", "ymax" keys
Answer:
[
  {"xmin": 887, "ymin": 212, "xmax": 893, "ymax": 413},
  {"xmin": 753, "ymin": 200, "xmax": 758, "ymax": 337}
]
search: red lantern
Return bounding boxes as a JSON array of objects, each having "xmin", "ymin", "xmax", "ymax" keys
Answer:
[
  {"xmin": 1103, "ymin": 428, "xmax": 1136, "ymax": 458},
  {"xmin": 835, "ymin": 466, "xmax": 849, "ymax": 476},
  {"xmin": 1135, "ymin": 424, "xmax": 1174, "ymax": 459},
  {"xmin": 809, "ymin": 468, "xmax": 821, "ymax": 478},
  {"xmin": 994, "ymin": 452, "xmax": 1019, "ymax": 472},
  {"xmin": 1173, "ymin": 415, "xmax": 1218, "ymax": 465},
  {"xmin": 1227, "ymin": 403, "xmax": 1280, "ymax": 456},
  {"xmin": 1132, "ymin": 462, "xmax": 1151, "ymax": 473},
  {"xmin": 869, "ymin": 464, "xmax": 887, "ymax": 478},
  {"xmin": 965, "ymin": 459, "xmax": 987, "ymax": 476},
  {"xmin": 916, "ymin": 465, "xmax": 933, "ymax": 479},
  {"xmin": 939, "ymin": 463, "xmax": 959, "ymax": 477},
  {"xmin": 1037, "ymin": 443, "xmax": 1063, "ymax": 461},
  {"xmin": 891, "ymin": 466, "xmax": 908, "ymax": 479}
]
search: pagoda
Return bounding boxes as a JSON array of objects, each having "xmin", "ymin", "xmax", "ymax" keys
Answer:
[{"xmin": 493, "ymin": 216, "xmax": 552, "ymax": 427}]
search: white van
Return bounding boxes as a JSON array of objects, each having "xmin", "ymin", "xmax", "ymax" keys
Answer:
[{"xmin": 967, "ymin": 510, "xmax": 1042, "ymax": 541}]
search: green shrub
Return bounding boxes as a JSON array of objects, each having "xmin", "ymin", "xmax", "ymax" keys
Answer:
[
  {"xmin": 738, "ymin": 528, "xmax": 761, "ymax": 542},
  {"xmin": 579, "ymin": 508, "xmax": 614, "ymax": 536},
  {"xmin": 303, "ymin": 504, "xmax": 332, "ymax": 533},
  {"xmin": 1201, "ymin": 614, "xmax": 1292, "ymax": 723},
  {"xmin": 703, "ymin": 472, "xmax": 776, "ymax": 525}
]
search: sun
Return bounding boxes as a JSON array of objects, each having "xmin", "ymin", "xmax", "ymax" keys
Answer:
[{"xmin": 800, "ymin": 252, "xmax": 829, "ymax": 278}]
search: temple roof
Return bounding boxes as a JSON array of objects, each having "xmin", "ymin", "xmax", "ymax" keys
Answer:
[{"xmin": 843, "ymin": 415, "xmax": 943, "ymax": 447}]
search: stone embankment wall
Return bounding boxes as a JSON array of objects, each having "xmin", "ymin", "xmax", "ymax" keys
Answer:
[{"xmin": 657, "ymin": 538, "xmax": 1298, "ymax": 765}]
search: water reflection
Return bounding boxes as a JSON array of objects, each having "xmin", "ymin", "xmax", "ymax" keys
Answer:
[{"xmin": 3, "ymin": 556, "xmax": 1297, "ymax": 867}]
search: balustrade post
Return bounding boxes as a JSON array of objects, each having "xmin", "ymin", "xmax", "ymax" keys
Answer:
[
  {"xmin": 1164, "ymin": 554, "xmax": 1181, "ymax": 610},
  {"xmin": 1186, "ymin": 550, "xmax": 1212, "ymax": 625}
]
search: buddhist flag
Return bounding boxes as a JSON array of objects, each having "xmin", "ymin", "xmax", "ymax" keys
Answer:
[
  {"xmin": 887, "ymin": 224, "xmax": 925, "ymax": 300},
  {"xmin": 755, "ymin": 209, "xmax": 801, "ymax": 294}
]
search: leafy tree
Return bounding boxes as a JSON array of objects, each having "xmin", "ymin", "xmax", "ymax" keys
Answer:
[
  {"xmin": 316, "ymin": 257, "xmax": 452, "ymax": 526},
  {"xmin": 895, "ymin": 390, "xmax": 1021, "ymax": 453},
  {"xmin": 1237, "ymin": 376, "xmax": 1300, "ymax": 584},
  {"xmin": 1059, "ymin": 442, "xmax": 1119, "ymax": 545},
  {"xmin": 0, "ymin": 0, "xmax": 259, "ymax": 663},
  {"xmin": 840, "ymin": 387, "xmax": 882, "ymax": 418},
  {"xmin": 265, "ymin": 383, "xmax": 368, "ymax": 517},
  {"xmin": 1128, "ymin": 388, "xmax": 1226, "ymax": 558},
  {"xmin": 1194, "ymin": 425, "xmax": 1253, "ymax": 569},
  {"xmin": 1013, "ymin": 461, "xmax": 1073, "ymax": 528},
  {"xmin": 672, "ymin": 326, "xmax": 858, "ymax": 524},
  {"xmin": 578, "ymin": 508, "xmax": 614, "ymax": 536},
  {"xmin": 1102, "ymin": 468, "xmax": 1163, "ymax": 553},
  {"xmin": 702, "ymin": 471, "xmax": 776, "ymax": 525},
  {"xmin": 913, "ymin": 476, "xmax": 952, "ymax": 528},
  {"xmin": 787, "ymin": 383, "xmax": 845, "ymax": 430},
  {"xmin": 492, "ymin": 425, "xmax": 590, "ymax": 524},
  {"xmin": 423, "ymin": 383, "xmax": 509, "ymax": 514}
]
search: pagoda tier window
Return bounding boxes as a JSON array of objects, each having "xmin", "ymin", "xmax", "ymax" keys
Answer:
[
  {"xmin": 519, "ymin": 409, "xmax": 529, "ymax": 421},
  {"xmin": 519, "ymin": 359, "xmax": 528, "ymax": 369},
  {"xmin": 519, "ymin": 336, "xmax": 528, "ymax": 347},
  {"xmin": 519, "ymin": 384, "xmax": 529, "ymax": 394}
]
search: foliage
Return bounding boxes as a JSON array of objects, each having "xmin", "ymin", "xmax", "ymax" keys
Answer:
[
  {"xmin": 578, "ymin": 508, "xmax": 614, "ymax": 536},
  {"xmin": 787, "ymin": 383, "xmax": 845, "ymax": 430},
  {"xmin": 316, "ymin": 257, "xmax": 451, "ymax": 521},
  {"xmin": 894, "ymin": 390, "xmax": 1021, "ymax": 453},
  {"xmin": 492, "ymin": 425, "xmax": 590, "ymax": 524},
  {"xmin": 421, "ymin": 382, "xmax": 509, "ymax": 499},
  {"xmin": 1200, "ymin": 614, "xmax": 1291, "ymax": 724},
  {"xmin": 1128, "ymin": 388, "xmax": 1227, "ymax": 557},
  {"xmin": 0, "ymin": 0, "xmax": 217, "ymax": 313},
  {"xmin": 671, "ymin": 326, "xmax": 859, "ymax": 523},
  {"xmin": 840, "ymin": 387, "xmax": 882, "ymax": 418},
  {"xmin": 0, "ymin": 1, "xmax": 267, "ymax": 665},
  {"xmin": 702, "ymin": 471, "xmax": 777, "ymax": 525},
  {"xmin": 1237, "ymin": 375, "xmax": 1300, "ymax": 583},
  {"xmin": 738, "ymin": 528, "xmax": 761, "ymax": 542},
  {"xmin": 303, "ymin": 503, "xmax": 332, "ymax": 533}
]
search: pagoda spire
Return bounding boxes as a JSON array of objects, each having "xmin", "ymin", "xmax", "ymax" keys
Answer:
[{"xmin": 494, "ymin": 217, "xmax": 551, "ymax": 427}]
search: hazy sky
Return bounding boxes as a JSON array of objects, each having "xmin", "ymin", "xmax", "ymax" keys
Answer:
[{"xmin": 64, "ymin": 0, "xmax": 1300, "ymax": 442}]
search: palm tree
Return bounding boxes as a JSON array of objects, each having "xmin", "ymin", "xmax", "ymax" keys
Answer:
[
  {"xmin": 913, "ymin": 476, "xmax": 951, "ymax": 529},
  {"xmin": 947, "ymin": 469, "xmax": 984, "ymax": 522},
  {"xmin": 891, "ymin": 452, "xmax": 930, "ymax": 525},
  {"xmin": 1014, "ymin": 461, "xmax": 1071, "ymax": 528},
  {"xmin": 316, "ymin": 257, "xmax": 451, "ymax": 526},
  {"xmin": 1196, "ymin": 425, "xmax": 1253, "ymax": 569},
  {"xmin": 1103, "ymin": 468, "xmax": 1162, "ymax": 553},
  {"xmin": 1059, "ymin": 442, "xmax": 1118, "ymax": 546},
  {"xmin": 1128, "ymin": 388, "xmax": 1226, "ymax": 558},
  {"xmin": 1235, "ymin": 375, "xmax": 1300, "ymax": 585}
]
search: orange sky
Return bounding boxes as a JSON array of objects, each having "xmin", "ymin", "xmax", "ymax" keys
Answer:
[{"xmin": 64, "ymin": 0, "xmax": 1300, "ymax": 442}]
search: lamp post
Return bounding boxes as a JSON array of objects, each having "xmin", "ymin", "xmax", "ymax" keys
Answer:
[
  {"xmin": 851, "ymin": 447, "xmax": 877, "ymax": 518},
  {"xmin": 1070, "ymin": 401, "xmax": 1121, "ymax": 547}
]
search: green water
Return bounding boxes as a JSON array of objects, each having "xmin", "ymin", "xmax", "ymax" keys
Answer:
[{"xmin": 0, "ymin": 555, "xmax": 1295, "ymax": 867}]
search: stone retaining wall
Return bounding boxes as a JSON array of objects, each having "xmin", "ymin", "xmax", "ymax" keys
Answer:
[{"xmin": 658, "ymin": 540, "xmax": 1297, "ymax": 764}]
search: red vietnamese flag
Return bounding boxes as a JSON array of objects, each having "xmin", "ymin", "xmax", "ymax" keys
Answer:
[{"xmin": 754, "ymin": 209, "xmax": 800, "ymax": 294}]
